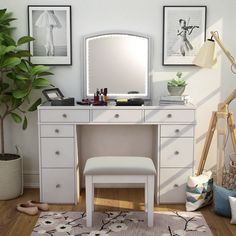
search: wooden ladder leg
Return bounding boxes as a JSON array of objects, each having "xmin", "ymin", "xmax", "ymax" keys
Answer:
[
  {"xmin": 216, "ymin": 112, "xmax": 228, "ymax": 185},
  {"xmin": 228, "ymin": 113, "xmax": 236, "ymax": 153},
  {"xmin": 197, "ymin": 112, "xmax": 218, "ymax": 176}
]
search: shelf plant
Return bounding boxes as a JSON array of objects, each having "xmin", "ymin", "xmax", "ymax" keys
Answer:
[
  {"xmin": 0, "ymin": 9, "xmax": 52, "ymax": 199},
  {"xmin": 167, "ymin": 72, "xmax": 187, "ymax": 96}
]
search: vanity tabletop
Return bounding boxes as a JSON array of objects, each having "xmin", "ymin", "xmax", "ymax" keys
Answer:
[{"xmin": 38, "ymin": 103, "xmax": 196, "ymax": 110}]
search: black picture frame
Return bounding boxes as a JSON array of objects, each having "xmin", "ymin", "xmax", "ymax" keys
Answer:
[
  {"xmin": 28, "ymin": 5, "xmax": 72, "ymax": 65},
  {"xmin": 42, "ymin": 88, "xmax": 64, "ymax": 101},
  {"xmin": 162, "ymin": 6, "xmax": 207, "ymax": 66}
]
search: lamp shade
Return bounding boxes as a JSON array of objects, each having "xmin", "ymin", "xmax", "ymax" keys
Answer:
[{"xmin": 193, "ymin": 39, "xmax": 217, "ymax": 68}]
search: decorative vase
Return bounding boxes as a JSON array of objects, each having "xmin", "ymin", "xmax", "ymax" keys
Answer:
[
  {"xmin": 167, "ymin": 86, "xmax": 185, "ymax": 96},
  {"xmin": 0, "ymin": 154, "xmax": 23, "ymax": 200}
]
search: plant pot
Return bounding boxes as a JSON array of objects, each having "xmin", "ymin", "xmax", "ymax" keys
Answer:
[
  {"xmin": 0, "ymin": 154, "xmax": 23, "ymax": 200},
  {"xmin": 167, "ymin": 86, "xmax": 185, "ymax": 96}
]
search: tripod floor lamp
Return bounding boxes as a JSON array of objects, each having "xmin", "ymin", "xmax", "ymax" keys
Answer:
[{"xmin": 193, "ymin": 31, "xmax": 236, "ymax": 185}]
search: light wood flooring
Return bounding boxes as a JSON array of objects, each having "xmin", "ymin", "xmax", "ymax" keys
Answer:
[{"xmin": 0, "ymin": 188, "xmax": 235, "ymax": 236}]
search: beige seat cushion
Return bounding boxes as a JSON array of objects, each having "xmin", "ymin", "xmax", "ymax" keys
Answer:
[{"xmin": 84, "ymin": 156, "xmax": 156, "ymax": 175}]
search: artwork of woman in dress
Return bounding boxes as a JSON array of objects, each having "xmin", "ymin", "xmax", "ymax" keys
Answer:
[
  {"xmin": 35, "ymin": 10, "xmax": 62, "ymax": 56},
  {"xmin": 177, "ymin": 18, "xmax": 199, "ymax": 56}
]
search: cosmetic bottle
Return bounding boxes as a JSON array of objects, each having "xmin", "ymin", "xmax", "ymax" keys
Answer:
[{"xmin": 104, "ymin": 88, "xmax": 108, "ymax": 102}]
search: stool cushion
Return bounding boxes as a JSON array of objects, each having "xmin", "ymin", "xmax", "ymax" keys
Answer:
[{"xmin": 84, "ymin": 156, "xmax": 156, "ymax": 175}]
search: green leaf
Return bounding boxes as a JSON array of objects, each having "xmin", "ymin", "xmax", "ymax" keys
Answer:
[
  {"xmin": 15, "ymin": 75, "xmax": 29, "ymax": 81},
  {"xmin": 3, "ymin": 34, "xmax": 16, "ymax": 46},
  {"xmin": 17, "ymin": 60, "xmax": 29, "ymax": 72},
  {"xmin": 0, "ymin": 9, "xmax": 7, "ymax": 19},
  {"xmin": 17, "ymin": 36, "xmax": 34, "ymax": 45},
  {"xmin": 14, "ymin": 50, "xmax": 31, "ymax": 58},
  {"xmin": 2, "ymin": 57, "xmax": 21, "ymax": 68},
  {"xmin": 11, "ymin": 112, "xmax": 22, "ymax": 123},
  {"xmin": 32, "ymin": 78, "xmax": 49, "ymax": 88},
  {"xmin": 38, "ymin": 71, "xmax": 54, "ymax": 76},
  {"xmin": 30, "ymin": 65, "xmax": 50, "ymax": 75},
  {"xmin": 6, "ymin": 72, "xmax": 16, "ymax": 80},
  {"xmin": 22, "ymin": 116, "xmax": 27, "ymax": 130},
  {"xmin": 28, "ymin": 98, "xmax": 42, "ymax": 111},
  {"xmin": 12, "ymin": 89, "xmax": 28, "ymax": 99}
]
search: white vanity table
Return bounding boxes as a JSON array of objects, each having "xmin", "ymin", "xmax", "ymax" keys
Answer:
[{"xmin": 38, "ymin": 104, "xmax": 196, "ymax": 204}]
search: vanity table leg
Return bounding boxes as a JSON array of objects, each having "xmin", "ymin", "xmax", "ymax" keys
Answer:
[{"xmin": 86, "ymin": 176, "xmax": 93, "ymax": 227}]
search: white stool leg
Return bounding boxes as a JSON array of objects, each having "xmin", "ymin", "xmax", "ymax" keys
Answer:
[
  {"xmin": 145, "ymin": 182, "xmax": 147, "ymax": 212},
  {"xmin": 147, "ymin": 175, "xmax": 154, "ymax": 227},
  {"xmin": 92, "ymin": 183, "xmax": 94, "ymax": 212},
  {"xmin": 86, "ymin": 175, "xmax": 93, "ymax": 227}
]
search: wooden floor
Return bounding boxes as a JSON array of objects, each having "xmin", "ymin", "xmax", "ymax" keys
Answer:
[{"xmin": 0, "ymin": 188, "xmax": 235, "ymax": 236}]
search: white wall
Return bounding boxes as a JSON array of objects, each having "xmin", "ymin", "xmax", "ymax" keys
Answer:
[{"xmin": 1, "ymin": 0, "xmax": 236, "ymax": 187}]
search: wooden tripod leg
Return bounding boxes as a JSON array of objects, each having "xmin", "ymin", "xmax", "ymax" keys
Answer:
[
  {"xmin": 228, "ymin": 113, "xmax": 236, "ymax": 153},
  {"xmin": 197, "ymin": 112, "xmax": 218, "ymax": 176}
]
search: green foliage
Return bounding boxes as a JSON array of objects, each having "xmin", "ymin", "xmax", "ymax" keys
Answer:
[
  {"xmin": 0, "ymin": 9, "xmax": 53, "ymax": 154},
  {"xmin": 167, "ymin": 72, "xmax": 187, "ymax": 87}
]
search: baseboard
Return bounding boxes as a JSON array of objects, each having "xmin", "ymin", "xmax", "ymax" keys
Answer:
[{"xmin": 23, "ymin": 171, "xmax": 39, "ymax": 188}]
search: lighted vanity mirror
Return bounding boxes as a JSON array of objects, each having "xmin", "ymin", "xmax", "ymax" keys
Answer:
[{"xmin": 84, "ymin": 33, "xmax": 150, "ymax": 99}]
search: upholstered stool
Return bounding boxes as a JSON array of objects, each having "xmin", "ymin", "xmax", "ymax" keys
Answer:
[{"xmin": 84, "ymin": 156, "xmax": 156, "ymax": 227}]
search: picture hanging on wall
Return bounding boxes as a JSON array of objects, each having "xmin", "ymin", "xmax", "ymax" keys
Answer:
[
  {"xmin": 163, "ymin": 6, "xmax": 207, "ymax": 66},
  {"xmin": 28, "ymin": 5, "xmax": 72, "ymax": 65}
]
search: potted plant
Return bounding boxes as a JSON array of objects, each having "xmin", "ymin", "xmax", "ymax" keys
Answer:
[
  {"xmin": 167, "ymin": 72, "xmax": 187, "ymax": 96},
  {"xmin": 0, "ymin": 9, "xmax": 52, "ymax": 200}
]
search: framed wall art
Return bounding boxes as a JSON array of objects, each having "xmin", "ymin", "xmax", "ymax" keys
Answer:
[
  {"xmin": 28, "ymin": 5, "xmax": 72, "ymax": 65},
  {"xmin": 163, "ymin": 6, "xmax": 207, "ymax": 66}
]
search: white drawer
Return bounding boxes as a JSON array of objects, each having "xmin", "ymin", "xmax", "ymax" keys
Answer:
[
  {"xmin": 40, "ymin": 109, "xmax": 89, "ymax": 123},
  {"xmin": 41, "ymin": 138, "xmax": 74, "ymax": 168},
  {"xmin": 161, "ymin": 125, "xmax": 194, "ymax": 137},
  {"xmin": 40, "ymin": 124, "xmax": 74, "ymax": 137},
  {"xmin": 145, "ymin": 109, "xmax": 195, "ymax": 123},
  {"xmin": 41, "ymin": 169, "xmax": 74, "ymax": 203},
  {"xmin": 160, "ymin": 138, "xmax": 194, "ymax": 168},
  {"xmin": 160, "ymin": 168, "xmax": 192, "ymax": 203},
  {"xmin": 92, "ymin": 109, "xmax": 143, "ymax": 123}
]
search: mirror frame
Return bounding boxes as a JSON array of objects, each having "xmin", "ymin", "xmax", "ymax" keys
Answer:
[{"xmin": 83, "ymin": 31, "xmax": 151, "ymax": 100}]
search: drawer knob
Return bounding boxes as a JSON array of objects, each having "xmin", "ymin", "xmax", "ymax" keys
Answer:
[
  {"xmin": 175, "ymin": 129, "xmax": 180, "ymax": 133},
  {"xmin": 173, "ymin": 184, "xmax": 179, "ymax": 188},
  {"xmin": 55, "ymin": 129, "xmax": 60, "ymax": 133},
  {"xmin": 56, "ymin": 184, "xmax": 61, "ymax": 188},
  {"xmin": 114, "ymin": 114, "xmax": 120, "ymax": 118},
  {"xmin": 167, "ymin": 114, "xmax": 172, "ymax": 118},
  {"xmin": 55, "ymin": 151, "xmax": 60, "ymax": 155},
  {"xmin": 174, "ymin": 151, "xmax": 179, "ymax": 155},
  {"xmin": 62, "ymin": 113, "xmax": 67, "ymax": 118}
]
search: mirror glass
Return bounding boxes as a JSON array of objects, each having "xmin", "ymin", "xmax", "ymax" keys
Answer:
[{"xmin": 85, "ymin": 33, "xmax": 150, "ymax": 98}]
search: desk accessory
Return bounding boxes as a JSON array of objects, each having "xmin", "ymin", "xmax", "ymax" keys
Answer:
[
  {"xmin": 116, "ymin": 98, "xmax": 144, "ymax": 106},
  {"xmin": 42, "ymin": 88, "xmax": 74, "ymax": 106},
  {"xmin": 193, "ymin": 31, "xmax": 236, "ymax": 185}
]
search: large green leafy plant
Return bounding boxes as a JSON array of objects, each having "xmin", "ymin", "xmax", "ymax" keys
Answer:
[{"xmin": 0, "ymin": 9, "xmax": 52, "ymax": 155}]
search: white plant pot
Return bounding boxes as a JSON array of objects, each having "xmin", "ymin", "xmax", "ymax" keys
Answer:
[{"xmin": 0, "ymin": 154, "xmax": 23, "ymax": 200}]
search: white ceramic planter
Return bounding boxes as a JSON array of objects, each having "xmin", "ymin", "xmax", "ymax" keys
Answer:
[{"xmin": 0, "ymin": 155, "xmax": 23, "ymax": 200}]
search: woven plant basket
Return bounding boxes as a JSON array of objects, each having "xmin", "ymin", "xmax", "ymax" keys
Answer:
[{"xmin": 223, "ymin": 161, "xmax": 236, "ymax": 189}]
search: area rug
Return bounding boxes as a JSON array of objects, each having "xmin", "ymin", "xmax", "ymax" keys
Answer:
[{"xmin": 31, "ymin": 211, "xmax": 212, "ymax": 236}]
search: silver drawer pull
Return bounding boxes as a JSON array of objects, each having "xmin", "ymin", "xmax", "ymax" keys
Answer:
[
  {"xmin": 62, "ymin": 113, "xmax": 67, "ymax": 118},
  {"xmin": 56, "ymin": 184, "xmax": 61, "ymax": 188},
  {"xmin": 55, "ymin": 151, "xmax": 60, "ymax": 155},
  {"xmin": 173, "ymin": 184, "xmax": 179, "ymax": 188},
  {"xmin": 167, "ymin": 114, "xmax": 172, "ymax": 118},
  {"xmin": 55, "ymin": 129, "xmax": 60, "ymax": 133},
  {"xmin": 114, "ymin": 114, "xmax": 120, "ymax": 118},
  {"xmin": 174, "ymin": 151, "xmax": 179, "ymax": 155},
  {"xmin": 175, "ymin": 129, "xmax": 180, "ymax": 133}
]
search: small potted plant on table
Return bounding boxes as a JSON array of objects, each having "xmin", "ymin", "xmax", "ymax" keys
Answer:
[
  {"xmin": 0, "ymin": 9, "xmax": 52, "ymax": 200},
  {"xmin": 167, "ymin": 72, "xmax": 187, "ymax": 96}
]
